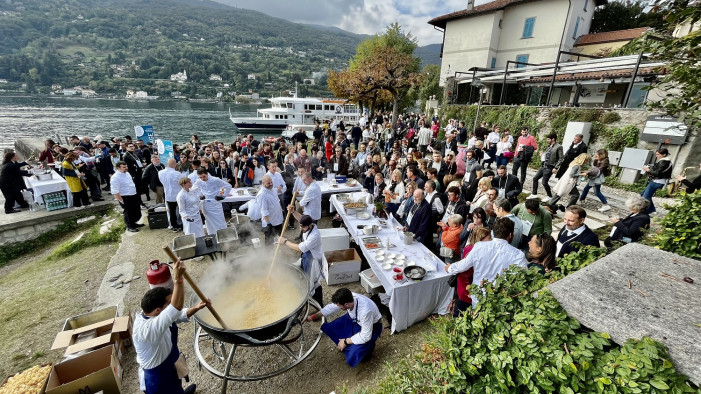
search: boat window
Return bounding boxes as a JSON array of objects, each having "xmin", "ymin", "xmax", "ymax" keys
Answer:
[{"xmin": 316, "ymin": 105, "xmax": 322, "ymax": 110}]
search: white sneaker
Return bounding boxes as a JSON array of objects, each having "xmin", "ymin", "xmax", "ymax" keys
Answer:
[
  {"xmin": 598, "ymin": 205, "xmax": 611, "ymax": 212},
  {"xmin": 541, "ymin": 196, "xmax": 551, "ymax": 202},
  {"xmin": 527, "ymin": 194, "xmax": 540, "ymax": 199}
]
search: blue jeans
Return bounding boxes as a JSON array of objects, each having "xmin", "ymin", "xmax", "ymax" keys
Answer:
[
  {"xmin": 641, "ymin": 181, "xmax": 664, "ymax": 213},
  {"xmin": 495, "ymin": 155, "xmax": 509, "ymax": 168},
  {"xmin": 580, "ymin": 184, "xmax": 608, "ymax": 204}
]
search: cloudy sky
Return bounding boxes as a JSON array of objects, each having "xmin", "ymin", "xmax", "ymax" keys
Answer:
[{"xmin": 214, "ymin": 0, "xmax": 493, "ymax": 46}]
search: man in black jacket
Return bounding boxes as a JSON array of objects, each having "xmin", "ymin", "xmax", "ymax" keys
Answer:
[
  {"xmin": 555, "ymin": 134, "xmax": 587, "ymax": 179},
  {"xmin": 556, "ymin": 206, "xmax": 599, "ymax": 258},
  {"xmin": 531, "ymin": 133, "xmax": 563, "ymax": 198},
  {"xmin": 491, "ymin": 165, "xmax": 521, "ymax": 208},
  {"xmin": 0, "ymin": 152, "xmax": 30, "ymax": 214},
  {"xmin": 122, "ymin": 142, "xmax": 147, "ymax": 204},
  {"xmin": 142, "ymin": 155, "xmax": 165, "ymax": 204}
]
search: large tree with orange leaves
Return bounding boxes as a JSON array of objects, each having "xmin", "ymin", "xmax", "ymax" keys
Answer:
[{"xmin": 328, "ymin": 24, "xmax": 422, "ymax": 127}]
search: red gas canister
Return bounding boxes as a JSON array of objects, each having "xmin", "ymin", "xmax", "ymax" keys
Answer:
[{"xmin": 146, "ymin": 260, "xmax": 173, "ymax": 289}]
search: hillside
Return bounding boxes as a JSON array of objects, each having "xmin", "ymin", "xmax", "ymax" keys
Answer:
[{"xmin": 0, "ymin": 0, "xmax": 439, "ymax": 98}]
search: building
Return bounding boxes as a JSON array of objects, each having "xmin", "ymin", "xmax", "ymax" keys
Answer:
[
  {"xmin": 209, "ymin": 74, "xmax": 222, "ymax": 81},
  {"xmin": 572, "ymin": 27, "xmax": 650, "ymax": 57},
  {"xmin": 429, "ymin": 0, "xmax": 608, "ymax": 87},
  {"xmin": 170, "ymin": 70, "xmax": 187, "ymax": 83},
  {"xmin": 247, "ymin": 73, "xmax": 256, "ymax": 80}
]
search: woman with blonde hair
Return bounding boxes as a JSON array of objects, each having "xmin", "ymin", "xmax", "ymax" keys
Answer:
[
  {"xmin": 547, "ymin": 153, "xmax": 589, "ymax": 212},
  {"xmin": 469, "ymin": 177, "xmax": 492, "ymax": 212},
  {"xmin": 383, "ymin": 169, "xmax": 405, "ymax": 214}
]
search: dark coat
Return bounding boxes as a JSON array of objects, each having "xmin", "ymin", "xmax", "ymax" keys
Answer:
[
  {"xmin": 141, "ymin": 163, "xmax": 164, "ymax": 191},
  {"xmin": 613, "ymin": 212, "xmax": 650, "ymax": 242},
  {"xmin": 214, "ymin": 167, "xmax": 236, "ymax": 185},
  {"xmin": 556, "ymin": 142, "xmax": 587, "ymax": 178},
  {"xmin": 327, "ymin": 154, "xmax": 349, "ymax": 176},
  {"xmin": 0, "ymin": 161, "xmax": 30, "ymax": 190},
  {"xmin": 492, "ymin": 174, "xmax": 522, "ymax": 206},
  {"xmin": 542, "ymin": 143, "xmax": 564, "ymax": 167},
  {"xmin": 122, "ymin": 151, "xmax": 143, "ymax": 179},
  {"xmin": 681, "ymin": 175, "xmax": 701, "ymax": 194},
  {"xmin": 407, "ymin": 199, "xmax": 431, "ymax": 244},
  {"xmin": 556, "ymin": 225, "xmax": 600, "ymax": 258}
]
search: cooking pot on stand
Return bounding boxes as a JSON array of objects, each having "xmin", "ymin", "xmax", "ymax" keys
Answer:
[{"xmin": 191, "ymin": 262, "xmax": 310, "ymax": 346}]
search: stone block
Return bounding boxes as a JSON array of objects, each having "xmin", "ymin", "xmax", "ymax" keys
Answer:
[{"xmin": 549, "ymin": 243, "xmax": 701, "ymax": 385}]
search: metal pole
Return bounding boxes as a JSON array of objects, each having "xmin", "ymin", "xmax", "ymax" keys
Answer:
[
  {"xmin": 473, "ymin": 89, "xmax": 482, "ymax": 132},
  {"xmin": 469, "ymin": 69, "xmax": 476, "ymax": 103},
  {"xmin": 546, "ymin": 51, "xmax": 562, "ymax": 106},
  {"xmin": 499, "ymin": 61, "xmax": 510, "ymax": 105},
  {"xmin": 623, "ymin": 52, "xmax": 644, "ymax": 108}
]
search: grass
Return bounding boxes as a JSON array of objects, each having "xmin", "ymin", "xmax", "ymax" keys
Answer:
[{"xmin": 0, "ymin": 212, "xmax": 123, "ymax": 377}]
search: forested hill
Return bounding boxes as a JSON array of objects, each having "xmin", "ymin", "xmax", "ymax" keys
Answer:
[{"xmin": 0, "ymin": 0, "xmax": 368, "ymax": 96}]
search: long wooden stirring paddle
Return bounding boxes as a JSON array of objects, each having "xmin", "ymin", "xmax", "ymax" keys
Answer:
[
  {"xmin": 266, "ymin": 191, "xmax": 299, "ymax": 281},
  {"xmin": 162, "ymin": 246, "xmax": 229, "ymax": 330}
]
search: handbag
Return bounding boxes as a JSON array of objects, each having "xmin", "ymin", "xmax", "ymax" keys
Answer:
[{"xmin": 439, "ymin": 246, "xmax": 454, "ymax": 258}]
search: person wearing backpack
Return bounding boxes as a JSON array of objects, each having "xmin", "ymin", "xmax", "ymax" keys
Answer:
[{"xmin": 579, "ymin": 149, "xmax": 612, "ymax": 212}]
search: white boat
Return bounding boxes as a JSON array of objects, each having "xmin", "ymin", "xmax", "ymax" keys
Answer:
[{"xmin": 230, "ymin": 96, "xmax": 360, "ymax": 132}]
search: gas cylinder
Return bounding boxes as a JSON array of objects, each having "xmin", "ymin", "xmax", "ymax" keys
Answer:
[{"xmin": 146, "ymin": 260, "xmax": 173, "ymax": 289}]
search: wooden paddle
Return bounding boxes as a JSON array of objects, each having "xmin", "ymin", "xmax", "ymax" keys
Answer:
[
  {"xmin": 266, "ymin": 191, "xmax": 299, "ymax": 281},
  {"xmin": 162, "ymin": 246, "xmax": 229, "ymax": 330}
]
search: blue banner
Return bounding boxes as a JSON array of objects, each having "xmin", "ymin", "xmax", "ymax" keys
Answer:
[
  {"xmin": 156, "ymin": 139, "xmax": 174, "ymax": 163},
  {"xmin": 135, "ymin": 125, "xmax": 155, "ymax": 144}
]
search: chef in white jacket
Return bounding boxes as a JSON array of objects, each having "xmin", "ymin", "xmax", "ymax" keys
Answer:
[
  {"xmin": 176, "ymin": 177, "xmax": 204, "ymax": 238},
  {"xmin": 278, "ymin": 214, "xmax": 323, "ymax": 306},
  {"xmin": 192, "ymin": 168, "xmax": 231, "ymax": 235}
]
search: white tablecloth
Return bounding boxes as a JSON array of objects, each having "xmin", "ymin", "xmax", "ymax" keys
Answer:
[
  {"xmin": 221, "ymin": 180, "xmax": 362, "ymax": 204},
  {"xmin": 330, "ymin": 193, "xmax": 452, "ymax": 333},
  {"xmin": 222, "ymin": 187, "xmax": 258, "ymax": 203},
  {"xmin": 24, "ymin": 171, "xmax": 74, "ymax": 207}
]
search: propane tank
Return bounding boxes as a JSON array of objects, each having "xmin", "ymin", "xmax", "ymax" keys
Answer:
[{"xmin": 146, "ymin": 260, "xmax": 173, "ymax": 289}]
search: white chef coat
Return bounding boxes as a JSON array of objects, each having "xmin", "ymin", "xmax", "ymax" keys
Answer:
[
  {"xmin": 298, "ymin": 224, "xmax": 323, "ymax": 290},
  {"xmin": 158, "ymin": 167, "xmax": 183, "ymax": 202},
  {"xmin": 299, "ymin": 181, "xmax": 321, "ymax": 221},
  {"xmin": 176, "ymin": 186, "xmax": 204, "ymax": 238},
  {"xmin": 194, "ymin": 176, "xmax": 231, "ymax": 235},
  {"xmin": 110, "ymin": 171, "xmax": 137, "ymax": 196},
  {"xmin": 320, "ymin": 293, "xmax": 382, "ymax": 344},
  {"xmin": 266, "ymin": 170, "xmax": 287, "ymax": 196},
  {"xmin": 134, "ymin": 306, "xmax": 189, "ymax": 390},
  {"xmin": 447, "ymin": 239, "xmax": 527, "ymax": 305},
  {"xmin": 259, "ymin": 187, "xmax": 284, "ymax": 227},
  {"xmin": 292, "ymin": 177, "xmax": 306, "ymax": 201}
]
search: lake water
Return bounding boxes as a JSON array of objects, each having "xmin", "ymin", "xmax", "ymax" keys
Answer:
[{"xmin": 0, "ymin": 96, "xmax": 264, "ymax": 149}]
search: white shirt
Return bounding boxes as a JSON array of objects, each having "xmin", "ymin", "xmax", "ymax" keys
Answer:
[
  {"xmin": 447, "ymin": 239, "xmax": 527, "ymax": 305},
  {"xmin": 110, "ymin": 171, "xmax": 137, "ymax": 196},
  {"xmin": 259, "ymin": 187, "xmax": 284, "ymax": 226},
  {"xmin": 418, "ymin": 127, "xmax": 432, "ymax": 145},
  {"xmin": 292, "ymin": 177, "xmax": 306, "ymax": 200},
  {"xmin": 299, "ymin": 181, "xmax": 321, "ymax": 220},
  {"xmin": 320, "ymin": 293, "xmax": 382, "ymax": 344},
  {"xmin": 133, "ymin": 305, "xmax": 188, "ymax": 370},
  {"xmin": 266, "ymin": 170, "xmax": 287, "ymax": 195},
  {"xmin": 158, "ymin": 167, "xmax": 182, "ymax": 202},
  {"xmin": 176, "ymin": 187, "xmax": 202, "ymax": 220},
  {"xmin": 194, "ymin": 176, "xmax": 231, "ymax": 200},
  {"xmin": 426, "ymin": 190, "xmax": 444, "ymax": 215},
  {"xmin": 384, "ymin": 181, "xmax": 404, "ymax": 204},
  {"xmin": 487, "ymin": 131, "xmax": 501, "ymax": 145}
]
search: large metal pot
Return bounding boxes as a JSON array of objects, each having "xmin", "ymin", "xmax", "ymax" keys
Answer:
[{"xmin": 191, "ymin": 262, "xmax": 310, "ymax": 346}]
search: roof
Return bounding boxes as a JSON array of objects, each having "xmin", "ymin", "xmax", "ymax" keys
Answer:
[
  {"xmin": 524, "ymin": 66, "xmax": 662, "ymax": 84},
  {"xmin": 428, "ymin": 0, "xmax": 608, "ymax": 29},
  {"xmin": 575, "ymin": 27, "xmax": 650, "ymax": 46}
]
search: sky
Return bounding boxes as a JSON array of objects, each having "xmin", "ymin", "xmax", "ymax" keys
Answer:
[{"xmin": 214, "ymin": 0, "xmax": 494, "ymax": 46}]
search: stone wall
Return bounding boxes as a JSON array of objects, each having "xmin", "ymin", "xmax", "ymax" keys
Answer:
[{"xmin": 0, "ymin": 218, "xmax": 66, "ymax": 246}]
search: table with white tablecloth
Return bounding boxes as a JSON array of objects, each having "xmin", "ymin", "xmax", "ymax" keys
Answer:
[
  {"xmin": 330, "ymin": 193, "xmax": 452, "ymax": 333},
  {"xmin": 24, "ymin": 171, "xmax": 73, "ymax": 207},
  {"xmin": 224, "ymin": 180, "xmax": 362, "ymax": 205}
]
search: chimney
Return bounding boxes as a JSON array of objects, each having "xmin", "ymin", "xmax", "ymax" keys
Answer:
[{"xmin": 467, "ymin": 0, "xmax": 475, "ymax": 10}]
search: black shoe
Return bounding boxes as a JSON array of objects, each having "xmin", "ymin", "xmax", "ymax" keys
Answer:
[
  {"xmin": 102, "ymin": 187, "xmax": 110, "ymax": 192},
  {"xmin": 5, "ymin": 209, "xmax": 20, "ymax": 214},
  {"xmin": 173, "ymin": 227, "xmax": 182, "ymax": 232},
  {"xmin": 558, "ymin": 204, "xmax": 566, "ymax": 213},
  {"xmin": 127, "ymin": 227, "xmax": 139, "ymax": 232},
  {"xmin": 92, "ymin": 197, "xmax": 104, "ymax": 202},
  {"xmin": 135, "ymin": 223, "xmax": 145, "ymax": 228},
  {"xmin": 184, "ymin": 384, "xmax": 196, "ymax": 394}
]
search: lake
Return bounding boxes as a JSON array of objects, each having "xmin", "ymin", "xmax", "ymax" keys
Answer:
[{"xmin": 0, "ymin": 96, "xmax": 264, "ymax": 149}]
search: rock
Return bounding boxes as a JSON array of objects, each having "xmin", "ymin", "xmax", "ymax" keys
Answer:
[
  {"xmin": 132, "ymin": 275, "xmax": 140, "ymax": 280},
  {"xmin": 70, "ymin": 232, "xmax": 85, "ymax": 244},
  {"xmin": 13, "ymin": 138, "xmax": 44, "ymax": 161},
  {"xmin": 77, "ymin": 216, "xmax": 96, "ymax": 224},
  {"xmin": 548, "ymin": 243, "xmax": 701, "ymax": 385},
  {"xmin": 115, "ymin": 283, "xmax": 123, "ymax": 289},
  {"xmin": 108, "ymin": 274, "xmax": 122, "ymax": 282},
  {"xmin": 122, "ymin": 278, "xmax": 131, "ymax": 284}
]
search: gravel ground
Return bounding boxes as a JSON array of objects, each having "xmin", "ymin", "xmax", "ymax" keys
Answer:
[{"xmin": 117, "ymin": 214, "xmax": 433, "ymax": 394}]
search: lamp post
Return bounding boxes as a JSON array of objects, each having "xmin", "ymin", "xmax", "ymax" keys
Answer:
[{"xmin": 471, "ymin": 78, "xmax": 485, "ymax": 132}]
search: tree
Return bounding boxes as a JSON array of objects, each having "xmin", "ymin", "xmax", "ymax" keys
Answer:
[
  {"xmin": 331, "ymin": 24, "xmax": 422, "ymax": 126},
  {"xmin": 643, "ymin": 0, "xmax": 701, "ymax": 127},
  {"xmin": 415, "ymin": 64, "xmax": 443, "ymax": 109},
  {"xmin": 591, "ymin": 0, "xmax": 666, "ymax": 33}
]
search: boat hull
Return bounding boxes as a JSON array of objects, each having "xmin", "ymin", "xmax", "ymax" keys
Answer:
[{"xmin": 230, "ymin": 118, "xmax": 288, "ymax": 131}]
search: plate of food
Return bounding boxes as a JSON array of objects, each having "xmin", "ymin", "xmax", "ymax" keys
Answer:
[
  {"xmin": 356, "ymin": 212, "xmax": 371, "ymax": 220},
  {"xmin": 364, "ymin": 242, "xmax": 381, "ymax": 250}
]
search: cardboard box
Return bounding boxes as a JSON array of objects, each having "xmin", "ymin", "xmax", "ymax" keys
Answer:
[
  {"xmin": 323, "ymin": 249, "xmax": 361, "ymax": 285},
  {"xmin": 45, "ymin": 345, "xmax": 123, "ymax": 394},
  {"xmin": 360, "ymin": 268, "xmax": 384, "ymax": 295},
  {"xmin": 51, "ymin": 316, "xmax": 132, "ymax": 357},
  {"xmin": 61, "ymin": 306, "xmax": 118, "ymax": 331},
  {"xmin": 319, "ymin": 228, "xmax": 350, "ymax": 252}
]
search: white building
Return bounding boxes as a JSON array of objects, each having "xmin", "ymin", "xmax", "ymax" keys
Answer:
[
  {"xmin": 247, "ymin": 73, "xmax": 256, "ymax": 80},
  {"xmin": 170, "ymin": 70, "xmax": 187, "ymax": 83},
  {"xmin": 429, "ymin": 0, "xmax": 608, "ymax": 86},
  {"xmin": 209, "ymin": 74, "xmax": 222, "ymax": 81}
]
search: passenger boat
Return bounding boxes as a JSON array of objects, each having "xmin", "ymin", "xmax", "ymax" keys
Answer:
[{"xmin": 230, "ymin": 96, "xmax": 360, "ymax": 132}]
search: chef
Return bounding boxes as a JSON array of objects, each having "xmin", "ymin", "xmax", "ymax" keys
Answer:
[
  {"xmin": 133, "ymin": 259, "xmax": 210, "ymax": 394},
  {"xmin": 193, "ymin": 168, "xmax": 231, "ymax": 235},
  {"xmin": 176, "ymin": 177, "xmax": 204, "ymax": 238},
  {"xmin": 278, "ymin": 214, "xmax": 323, "ymax": 306},
  {"xmin": 306, "ymin": 288, "xmax": 382, "ymax": 367}
]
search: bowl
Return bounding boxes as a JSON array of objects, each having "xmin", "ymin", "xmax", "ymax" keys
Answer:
[
  {"xmin": 406, "ymin": 260, "xmax": 416, "ymax": 267},
  {"xmin": 356, "ymin": 212, "xmax": 371, "ymax": 220},
  {"xmin": 375, "ymin": 255, "xmax": 385, "ymax": 262},
  {"xmin": 375, "ymin": 249, "xmax": 385, "ymax": 256},
  {"xmin": 382, "ymin": 263, "xmax": 392, "ymax": 270},
  {"xmin": 394, "ymin": 260, "xmax": 405, "ymax": 268},
  {"xmin": 396, "ymin": 254, "xmax": 406, "ymax": 261},
  {"xmin": 392, "ymin": 267, "xmax": 402, "ymax": 273},
  {"xmin": 387, "ymin": 253, "xmax": 397, "ymax": 259}
]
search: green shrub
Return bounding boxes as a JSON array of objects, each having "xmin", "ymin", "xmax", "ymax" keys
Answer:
[
  {"xmin": 655, "ymin": 191, "xmax": 701, "ymax": 259},
  {"xmin": 373, "ymin": 246, "xmax": 698, "ymax": 393},
  {"xmin": 600, "ymin": 125, "xmax": 640, "ymax": 152},
  {"xmin": 601, "ymin": 111, "xmax": 622, "ymax": 124}
]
